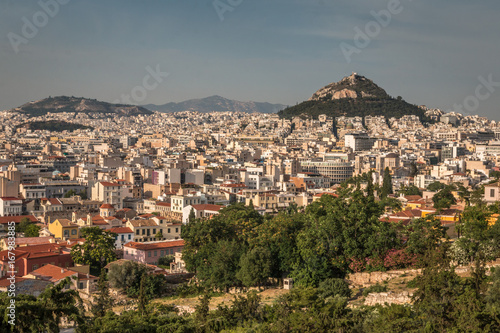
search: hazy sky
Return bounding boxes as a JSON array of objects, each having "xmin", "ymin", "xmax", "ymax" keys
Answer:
[{"xmin": 1, "ymin": 0, "xmax": 500, "ymax": 119}]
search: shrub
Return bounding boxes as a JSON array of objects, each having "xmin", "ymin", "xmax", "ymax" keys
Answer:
[
  {"xmin": 362, "ymin": 283, "xmax": 387, "ymax": 296},
  {"xmin": 318, "ymin": 278, "xmax": 352, "ymax": 299}
]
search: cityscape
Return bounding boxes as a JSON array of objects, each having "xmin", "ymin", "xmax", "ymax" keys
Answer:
[{"xmin": 1, "ymin": 1, "xmax": 500, "ymax": 332}]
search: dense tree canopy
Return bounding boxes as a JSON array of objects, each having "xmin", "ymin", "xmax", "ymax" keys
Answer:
[{"xmin": 70, "ymin": 227, "xmax": 117, "ymax": 274}]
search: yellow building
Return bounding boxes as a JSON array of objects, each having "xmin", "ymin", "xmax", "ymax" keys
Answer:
[{"xmin": 49, "ymin": 219, "xmax": 79, "ymax": 239}]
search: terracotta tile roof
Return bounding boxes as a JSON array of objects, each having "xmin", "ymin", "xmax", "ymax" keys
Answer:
[
  {"xmin": 156, "ymin": 202, "xmax": 171, "ymax": 207},
  {"xmin": 54, "ymin": 219, "xmax": 78, "ymax": 227},
  {"xmin": 100, "ymin": 204, "xmax": 114, "ymax": 209},
  {"xmin": 0, "ymin": 277, "xmax": 27, "ymax": 287},
  {"xmin": 128, "ymin": 219, "xmax": 158, "ymax": 227},
  {"xmin": 107, "ymin": 227, "xmax": 133, "ymax": 234},
  {"xmin": 124, "ymin": 240, "xmax": 185, "ymax": 251},
  {"xmin": 0, "ymin": 215, "xmax": 38, "ymax": 225},
  {"xmin": 15, "ymin": 237, "xmax": 54, "ymax": 246},
  {"xmin": 29, "ymin": 264, "xmax": 76, "ymax": 282},
  {"xmin": 100, "ymin": 182, "xmax": 119, "ymax": 187},
  {"xmin": 0, "ymin": 197, "xmax": 21, "ymax": 201},
  {"xmin": 191, "ymin": 204, "xmax": 223, "ymax": 211}
]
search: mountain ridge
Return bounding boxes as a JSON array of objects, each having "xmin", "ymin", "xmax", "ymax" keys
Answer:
[
  {"xmin": 143, "ymin": 95, "xmax": 287, "ymax": 114},
  {"xmin": 9, "ymin": 96, "xmax": 153, "ymax": 117}
]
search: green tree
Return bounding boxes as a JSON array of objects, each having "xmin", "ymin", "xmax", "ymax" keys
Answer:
[
  {"xmin": 15, "ymin": 217, "xmax": 33, "ymax": 233},
  {"xmin": 92, "ymin": 269, "xmax": 113, "ymax": 318},
  {"xmin": 64, "ymin": 189, "xmax": 76, "ymax": 198},
  {"xmin": 410, "ymin": 162, "xmax": 419, "ymax": 177},
  {"xmin": 427, "ymin": 181, "xmax": 446, "ymax": 192},
  {"xmin": 71, "ymin": 227, "xmax": 117, "ymax": 274},
  {"xmin": 432, "ymin": 185, "xmax": 457, "ymax": 210},
  {"xmin": 138, "ymin": 274, "xmax": 148, "ymax": 316},
  {"xmin": 24, "ymin": 223, "xmax": 41, "ymax": 237},
  {"xmin": 380, "ymin": 167, "xmax": 393, "ymax": 198},
  {"xmin": 293, "ymin": 189, "xmax": 398, "ymax": 285},
  {"xmin": 188, "ymin": 207, "xmax": 196, "ymax": 223},
  {"xmin": 403, "ymin": 217, "xmax": 448, "ymax": 260},
  {"xmin": 236, "ymin": 246, "xmax": 272, "ymax": 287},
  {"xmin": 107, "ymin": 260, "xmax": 148, "ymax": 296},
  {"xmin": 155, "ymin": 230, "xmax": 163, "ymax": 240},
  {"xmin": 318, "ymin": 278, "xmax": 352, "ymax": 299},
  {"xmin": 397, "ymin": 184, "xmax": 422, "ymax": 196}
]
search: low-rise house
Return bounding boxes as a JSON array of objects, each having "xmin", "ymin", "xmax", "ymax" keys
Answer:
[
  {"xmin": 484, "ymin": 182, "xmax": 500, "ymax": 204},
  {"xmin": 0, "ymin": 243, "xmax": 73, "ymax": 277},
  {"xmin": 0, "ymin": 236, "xmax": 54, "ymax": 251},
  {"xmin": 123, "ymin": 240, "xmax": 185, "ymax": 265},
  {"xmin": 182, "ymin": 204, "xmax": 222, "ymax": 223},
  {"xmin": 0, "ymin": 197, "xmax": 23, "ymax": 217},
  {"xmin": 48, "ymin": 219, "xmax": 79, "ymax": 239},
  {"xmin": 107, "ymin": 227, "xmax": 134, "ymax": 249},
  {"xmin": 0, "ymin": 215, "xmax": 38, "ymax": 235},
  {"xmin": 24, "ymin": 264, "xmax": 97, "ymax": 294}
]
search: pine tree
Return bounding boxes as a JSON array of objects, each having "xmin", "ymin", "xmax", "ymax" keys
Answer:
[
  {"xmin": 188, "ymin": 208, "xmax": 196, "ymax": 223},
  {"xmin": 381, "ymin": 167, "xmax": 393, "ymax": 198},
  {"xmin": 92, "ymin": 269, "xmax": 113, "ymax": 318},
  {"xmin": 138, "ymin": 274, "xmax": 148, "ymax": 315}
]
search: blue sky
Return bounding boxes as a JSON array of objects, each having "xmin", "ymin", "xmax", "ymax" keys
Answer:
[{"xmin": 1, "ymin": 0, "xmax": 500, "ymax": 119}]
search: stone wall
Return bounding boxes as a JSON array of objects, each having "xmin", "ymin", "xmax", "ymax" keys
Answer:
[
  {"xmin": 364, "ymin": 291, "xmax": 413, "ymax": 306},
  {"xmin": 347, "ymin": 269, "xmax": 421, "ymax": 288}
]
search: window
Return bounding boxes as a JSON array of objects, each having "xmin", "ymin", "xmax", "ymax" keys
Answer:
[
  {"xmin": 136, "ymin": 230, "xmax": 139, "ymax": 235},
  {"xmin": 154, "ymin": 250, "xmax": 157, "ymax": 257},
  {"xmin": 175, "ymin": 228, "xmax": 179, "ymax": 233},
  {"xmin": 160, "ymin": 250, "xmax": 164, "ymax": 256},
  {"xmin": 170, "ymin": 249, "xmax": 174, "ymax": 255},
  {"xmin": 167, "ymin": 228, "xmax": 171, "ymax": 234},
  {"xmin": 152, "ymin": 229, "xmax": 156, "ymax": 234},
  {"xmin": 79, "ymin": 282, "xmax": 84, "ymax": 289},
  {"xmin": 148, "ymin": 251, "xmax": 151, "ymax": 257},
  {"xmin": 491, "ymin": 189, "xmax": 496, "ymax": 198},
  {"xmin": 71, "ymin": 229, "xmax": 77, "ymax": 235},
  {"xmin": 32, "ymin": 264, "xmax": 39, "ymax": 270},
  {"xmin": 142, "ymin": 229, "xmax": 145, "ymax": 235},
  {"xmin": 128, "ymin": 235, "xmax": 132, "ymax": 240}
]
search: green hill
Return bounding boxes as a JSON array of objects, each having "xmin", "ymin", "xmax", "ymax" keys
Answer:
[
  {"xmin": 10, "ymin": 96, "xmax": 152, "ymax": 117},
  {"xmin": 278, "ymin": 73, "xmax": 425, "ymax": 120}
]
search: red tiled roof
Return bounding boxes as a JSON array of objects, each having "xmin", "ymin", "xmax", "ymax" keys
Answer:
[
  {"xmin": 15, "ymin": 236, "xmax": 53, "ymax": 246},
  {"xmin": 100, "ymin": 182, "xmax": 119, "ymax": 187},
  {"xmin": 191, "ymin": 204, "xmax": 223, "ymax": 212},
  {"xmin": 124, "ymin": 240, "xmax": 185, "ymax": 251},
  {"xmin": 100, "ymin": 204, "xmax": 114, "ymax": 209},
  {"xmin": 107, "ymin": 227, "xmax": 133, "ymax": 234},
  {"xmin": 0, "ymin": 215, "xmax": 38, "ymax": 225},
  {"xmin": 0, "ymin": 197, "xmax": 21, "ymax": 201},
  {"xmin": 29, "ymin": 264, "xmax": 76, "ymax": 282}
]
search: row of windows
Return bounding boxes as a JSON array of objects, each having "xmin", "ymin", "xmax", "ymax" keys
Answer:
[{"xmin": 148, "ymin": 248, "xmax": 176, "ymax": 257}]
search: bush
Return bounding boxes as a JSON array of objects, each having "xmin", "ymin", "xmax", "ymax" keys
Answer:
[
  {"xmin": 362, "ymin": 283, "xmax": 387, "ymax": 296},
  {"xmin": 318, "ymin": 278, "xmax": 352, "ymax": 299}
]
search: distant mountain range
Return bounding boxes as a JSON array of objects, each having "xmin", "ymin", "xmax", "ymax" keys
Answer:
[
  {"xmin": 143, "ymin": 95, "xmax": 287, "ymax": 114},
  {"xmin": 278, "ymin": 73, "xmax": 426, "ymax": 120},
  {"xmin": 9, "ymin": 96, "xmax": 152, "ymax": 117}
]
